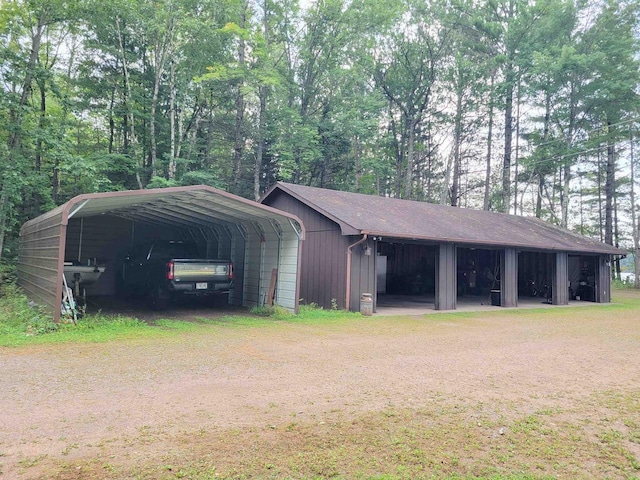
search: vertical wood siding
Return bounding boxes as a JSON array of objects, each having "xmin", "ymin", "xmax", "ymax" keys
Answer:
[
  {"xmin": 435, "ymin": 244, "xmax": 457, "ymax": 310},
  {"xmin": 263, "ymin": 190, "xmax": 350, "ymax": 309},
  {"xmin": 595, "ymin": 255, "xmax": 611, "ymax": 303},
  {"xmin": 552, "ymin": 252, "xmax": 569, "ymax": 305},
  {"xmin": 500, "ymin": 248, "xmax": 518, "ymax": 307},
  {"xmin": 349, "ymin": 237, "xmax": 376, "ymax": 311}
]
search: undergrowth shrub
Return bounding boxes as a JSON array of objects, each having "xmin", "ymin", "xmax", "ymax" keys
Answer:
[
  {"xmin": 0, "ymin": 282, "xmax": 56, "ymax": 337},
  {"xmin": 250, "ymin": 305, "xmax": 292, "ymax": 317}
]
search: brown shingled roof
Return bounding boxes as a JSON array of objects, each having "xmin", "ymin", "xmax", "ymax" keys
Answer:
[{"xmin": 264, "ymin": 182, "xmax": 623, "ymax": 255}]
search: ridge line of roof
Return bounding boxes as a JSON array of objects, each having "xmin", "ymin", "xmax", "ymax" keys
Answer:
[{"xmin": 269, "ymin": 182, "xmax": 360, "ymax": 235}]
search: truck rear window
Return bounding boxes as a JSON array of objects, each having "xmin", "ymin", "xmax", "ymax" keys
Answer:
[{"xmin": 150, "ymin": 242, "xmax": 200, "ymax": 259}]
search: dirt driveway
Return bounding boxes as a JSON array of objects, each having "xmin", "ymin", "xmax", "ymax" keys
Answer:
[{"xmin": 1, "ymin": 294, "xmax": 640, "ymax": 479}]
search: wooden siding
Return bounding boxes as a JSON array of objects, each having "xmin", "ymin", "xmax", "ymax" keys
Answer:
[
  {"xmin": 552, "ymin": 252, "xmax": 569, "ymax": 305},
  {"xmin": 596, "ymin": 255, "xmax": 611, "ymax": 303},
  {"xmin": 500, "ymin": 248, "xmax": 518, "ymax": 307},
  {"xmin": 263, "ymin": 190, "xmax": 350, "ymax": 309},
  {"xmin": 435, "ymin": 244, "xmax": 457, "ymax": 310},
  {"xmin": 349, "ymin": 237, "xmax": 376, "ymax": 312}
]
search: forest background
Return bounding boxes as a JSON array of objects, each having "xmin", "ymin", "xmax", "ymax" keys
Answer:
[{"xmin": 1, "ymin": 0, "xmax": 639, "ymax": 284}]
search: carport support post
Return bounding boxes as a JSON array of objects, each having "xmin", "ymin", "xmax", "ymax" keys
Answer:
[
  {"xmin": 435, "ymin": 243, "xmax": 456, "ymax": 311},
  {"xmin": 552, "ymin": 252, "xmax": 569, "ymax": 305},
  {"xmin": 500, "ymin": 248, "xmax": 518, "ymax": 307}
]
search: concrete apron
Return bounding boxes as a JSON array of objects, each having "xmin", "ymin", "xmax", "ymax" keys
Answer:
[{"xmin": 373, "ymin": 294, "xmax": 609, "ymax": 317}]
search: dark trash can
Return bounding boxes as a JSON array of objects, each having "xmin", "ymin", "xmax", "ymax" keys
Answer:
[{"xmin": 490, "ymin": 290, "xmax": 501, "ymax": 306}]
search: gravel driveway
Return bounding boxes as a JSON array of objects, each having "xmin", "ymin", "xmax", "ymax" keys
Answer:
[{"xmin": 1, "ymin": 295, "xmax": 639, "ymax": 479}]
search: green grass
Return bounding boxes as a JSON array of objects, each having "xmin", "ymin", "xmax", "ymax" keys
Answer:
[
  {"xmin": 2, "ymin": 282, "xmax": 639, "ymax": 348},
  {"xmin": 0, "ymin": 284, "xmax": 364, "ymax": 347}
]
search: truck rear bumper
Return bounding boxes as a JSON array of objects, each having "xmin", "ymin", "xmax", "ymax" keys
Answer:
[{"xmin": 169, "ymin": 281, "xmax": 233, "ymax": 295}]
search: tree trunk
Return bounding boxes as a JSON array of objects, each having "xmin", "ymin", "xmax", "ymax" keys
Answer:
[
  {"xmin": 149, "ymin": 59, "xmax": 162, "ymax": 178},
  {"xmin": 116, "ymin": 15, "xmax": 142, "ymax": 189},
  {"xmin": 561, "ymin": 81, "xmax": 577, "ymax": 228},
  {"xmin": 629, "ymin": 126, "xmax": 639, "ymax": 288},
  {"xmin": 254, "ymin": 85, "xmax": 267, "ymax": 200},
  {"xmin": 501, "ymin": 69, "xmax": 514, "ymax": 213},
  {"xmin": 604, "ymin": 124, "xmax": 615, "ymax": 246},
  {"xmin": 596, "ymin": 152, "xmax": 603, "ymax": 240},
  {"xmin": 483, "ymin": 74, "xmax": 495, "ymax": 211},
  {"xmin": 614, "ymin": 194, "xmax": 621, "ymax": 280},
  {"xmin": 450, "ymin": 87, "xmax": 463, "ymax": 207},
  {"xmin": 168, "ymin": 61, "xmax": 177, "ymax": 180},
  {"xmin": 404, "ymin": 117, "xmax": 416, "ymax": 199},
  {"xmin": 536, "ymin": 174, "xmax": 544, "ymax": 218},
  {"xmin": 233, "ymin": 2, "xmax": 247, "ymax": 194},
  {"xmin": 254, "ymin": 0, "xmax": 269, "ymax": 201},
  {"xmin": 513, "ymin": 81, "xmax": 521, "ymax": 215},
  {"xmin": 35, "ymin": 78, "xmax": 46, "ymax": 173}
]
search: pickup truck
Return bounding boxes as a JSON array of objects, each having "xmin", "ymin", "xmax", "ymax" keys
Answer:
[{"xmin": 119, "ymin": 241, "xmax": 233, "ymax": 308}]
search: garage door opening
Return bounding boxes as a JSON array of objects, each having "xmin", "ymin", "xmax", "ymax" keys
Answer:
[
  {"xmin": 375, "ymin": 241, "xmax": 437, "ymax": 311},
  {"xmin": 518, "ymin": 251, "xmax": 555, "ymax": 305},
  {"xmin": 18, "ymin": 186, "xmax": 304, "ymax": 322},
  {"xmin": 568, "ymin": 255, "xmax": 599, "ymax": 302},
  {"xmin": 456, "ymin": 247, "xmax": 501, "ymax": 305}
]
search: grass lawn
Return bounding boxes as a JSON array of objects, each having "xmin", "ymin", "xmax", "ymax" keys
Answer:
[{"xmin": 1, "ymin": 285, "xmax": 639, "ymax": 480}]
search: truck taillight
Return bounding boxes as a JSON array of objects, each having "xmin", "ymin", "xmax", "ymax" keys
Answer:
[
  {"xmin": 166, "ymin": 261, "xmax": 174, "ymax": 280},
  {"xmin": 229, "ymin": 262, "xmax": 234, "ymax": 280}
]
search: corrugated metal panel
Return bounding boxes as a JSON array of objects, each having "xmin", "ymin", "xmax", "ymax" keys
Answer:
[
  {"xmin": 435, "ymin": 244, "xmax": 457, "ymax": 310},
  {"xmin": 501, "ymin": 248, "xmax": 518, "ymax": 307},
  {"xmin": 260, "ymin": 227, "xmax": 279, "ymax": 306},
  {"xmin": 552, "ymin": 252, "xmax": 569, "ymax": 305},
  {"xmin": 18, "ymin": 210, "xmax": 64, "ymax": 314},
  {"xmin": 263, "ymin": 189, "xmax": 348, "ymax": 309},
  {"xmin": 228, "ymin": 226, "xmax": 245, "ymax": 307},
  {"xmin": 274, "ymin": 229, "xmax": 300, "ymax": 311},
  {"xmin": 242, "ymin": 229, "xmax": 263, "ymax": 309}
]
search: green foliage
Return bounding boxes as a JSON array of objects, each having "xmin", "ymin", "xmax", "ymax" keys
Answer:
[
  {"xmin": 0, "ymin": 283, "xmax": 59, "ymax": 343},
  {"xmin": 0, "ymin": 0, "xmax": 639, "ymax": 266},
  {"xmin": 250, "ymin": 304, "xmax": 290, "ymax": 317},
  {"xmin": 146, "ymin": 176, "xmax": 178, "ymax": 190}
]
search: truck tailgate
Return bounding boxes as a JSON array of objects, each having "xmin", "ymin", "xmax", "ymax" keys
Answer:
[{"xmin": 172, "ymin": 261, "xmax": 230, "ymax": 281}]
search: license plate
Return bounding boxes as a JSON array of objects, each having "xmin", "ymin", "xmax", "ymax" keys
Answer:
[{"xmin": 196, "ymin": 282, "xmax": 208, "ymax": 290}]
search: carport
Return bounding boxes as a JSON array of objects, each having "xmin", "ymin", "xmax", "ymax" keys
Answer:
[{"xmin": 18, "ymin": 186, "xmax": 304, "ymax": 321}]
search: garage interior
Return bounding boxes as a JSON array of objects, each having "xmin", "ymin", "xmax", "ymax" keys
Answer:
[
  {"xmin": 375, "ymin": 241, "xmax": 441, "ymax": 310},
  {"xmin": 18, "ymin": 187, "xmax": 304, "ymax": 321},
  {"xmin": 374, "ymin": 243, "xmax": 608, "ymax": 315}
]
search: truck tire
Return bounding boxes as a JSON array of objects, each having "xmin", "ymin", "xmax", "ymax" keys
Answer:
[{"xmin": 149, "ymin": 287, "xmax": 169, "ymax": 310}]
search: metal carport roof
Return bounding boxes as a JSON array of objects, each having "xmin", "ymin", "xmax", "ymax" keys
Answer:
[{"xmin": 19, "ymin": 186, "xmax": 305, "ymax": 321}]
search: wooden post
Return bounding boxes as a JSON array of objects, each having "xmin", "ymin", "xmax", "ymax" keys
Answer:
[
  {"xmin": 435, "ymin": 243, "xmax": 457, "ymax": 310},
  {"xmin": 267, "ymin": 268, "xmax": 277, "ymax": 306}
]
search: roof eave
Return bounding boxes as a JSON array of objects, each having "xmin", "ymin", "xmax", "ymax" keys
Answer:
[
  {"xmin": 361, "ymin": 230, "xmax": 625, "ymax": 255},
  {"xmin": 262, "ymin": 182, "xmax": 360, "ymax": 235}
]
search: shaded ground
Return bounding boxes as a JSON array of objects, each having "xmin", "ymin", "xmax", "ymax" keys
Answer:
[
  {"xmin": 84, "ymin": 294, "xmax": 248, "ymax": 322},
  {"xmin": 1, "ymin": 291, "xmax": 640, "ymax": 479}
]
